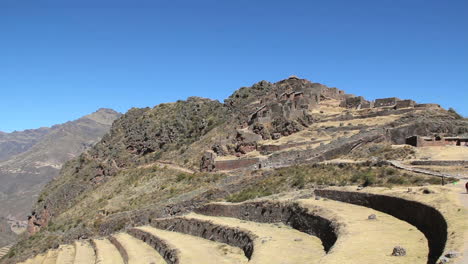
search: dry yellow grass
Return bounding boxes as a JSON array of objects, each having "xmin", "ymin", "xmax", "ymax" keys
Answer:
[
  {"xmin": 135, "ymin": 226, "xmax": 248, "ymax": 264},
  {"xmin": 185, "ymin": 212, "xmax": 325, "ymax": 264},
  {"xmin": 317, "ymin": 114, "xmax": 403, "ymax": 128},
  {"xmin": 321, "ymin": 184, "xmax": 467, "ymax": 263},
  {"xmin": 112, "ymin": 232, "xmax": 166, "ymax": 264},
  {"xmin": 413, "ymin": 146, "xmax": 468, "ymax": 160},
  {"xmin": 56, "ymin": 244, "xmax": 75, "ymax": 264},
  {"xmin": 41, "ymin": 249, "xmax": 59, "ymax": 264},
  {"xmin": 74, "ymin": 241, "xmax": 96, "ymax": 264},
  {"xmin": 299, "ymin": 198, "xmax": 428, "ymax": 264},
  {"xmin": 93, "ymin": 238, "xmax": 124, "ymax": 264}
]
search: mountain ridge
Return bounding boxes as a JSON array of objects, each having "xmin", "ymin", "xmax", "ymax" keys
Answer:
[
  {"xmin": 0, "ymin": 108, "xmax": 121, "ymax": 225},
  {"xmin": 2, "ymin": 76, "xmax": 467, "ymax": 264}
]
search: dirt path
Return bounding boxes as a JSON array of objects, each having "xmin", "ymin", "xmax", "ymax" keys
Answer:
[
  {"xmin": 112, "ymin": 232, "xmax": 166, "ymax": 264},
  {"xmin": 388, "ymin": 160, "xmax": 455, "ymax": 178},
  {"xmin": 299, "ymin": 198, "xmax": 428, "ymax": 264},
  {"xmin": 135, "ymin": 226, "xmax": 248, "ymax": 264},
  {"xmin": 186, "ymin": 212, "xmax": 325, "ymax": 263},
  {"xmin": 138, "ymin": 161, "xmax": 195, "ymax": 174}
]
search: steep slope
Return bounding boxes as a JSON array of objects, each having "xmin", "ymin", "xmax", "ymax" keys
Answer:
[
  {"xmin": 3, "ymin": 77, "xmax": 467, "ymax": 264},
  {"xmin": 0, "ymin": 218, "xmax": 16, "ymax": 248},
  {"xmin": 0, "ymin": 109, "xmax": 121, "ymax": 221}
]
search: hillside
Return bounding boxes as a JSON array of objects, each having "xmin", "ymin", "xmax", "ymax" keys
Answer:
[
  {"xmin": 0, "ymin": 218, "xmax": 16, "ymax": 248},
  {"xmin": 0, "ymin": 128, "xmax": 50, "ymax": 162},
  {"xmin": 2, "ymin": 77, "xmax": 467, "ymax": 264},
  {"xmin": 0, "ymin": 109, "xmax": 121, "ymax": 224}
]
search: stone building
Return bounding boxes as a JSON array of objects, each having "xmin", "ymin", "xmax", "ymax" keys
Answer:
[
  {"xmin": 374, "ymin": 97, "xmax": 401, "ymax": 108},
  {"xmin": 406, "ymin": 135, "xmax": 468, "ymax": 147},
  {"xmin": 395, "ymin": 99, "xmax": 416, "ymax": 109},
  {"xmin": 341, "ymin": 96, "xmax": 373, "ymax": 109},
  {"xmin": 248, "ymin": 76, "xmax": 348, "ymax": 125}
]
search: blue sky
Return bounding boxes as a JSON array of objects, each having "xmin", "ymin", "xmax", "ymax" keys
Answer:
[{"xmin": 0, "ymin": 0, "xmax": 467, "ymax": 132}]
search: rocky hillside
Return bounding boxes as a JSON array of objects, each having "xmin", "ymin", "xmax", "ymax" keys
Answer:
[
  {"xmin": 0, "ymin": 218, "xmax": 16, "ymax": 248},
  {"xmin": 2, "ymin": 77, "xmax": 467, "ymax": 264},
  {"xmin": 0, "ymin": 109, "xmax": 121, "ymax": 222}
]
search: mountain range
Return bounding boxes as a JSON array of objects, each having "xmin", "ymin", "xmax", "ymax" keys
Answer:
[
  {"xmin": 1, "ymin": 77, "xmax": 467, "ymax": 264},
  {"xmin": 0, "ymin": 108, "xmax": 121, "ymax": 225}
]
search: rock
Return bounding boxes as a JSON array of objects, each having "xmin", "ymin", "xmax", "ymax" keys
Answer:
[
  {"xmin": 200, "ymin": 150, "xmax": 217, "ymax": 172},
  {"xmin": 315, "ymin": 196, "xmax": 321, "ymax": 200},
  {"xmin": 272, "ymin": 133, "xmax": 282, "ymax": 140},
  {"xmin": 368, "ymin": 214, "xmax": 377, "ymax": 220},
  {"xmin": 236, "ymin": 129, "xmax": 262, "ymax": 144},
  {"xmin": 437, "ymin": 256, "xmax": 450, "ymax": 263},
  {"xmin": 391, "ymin": 246, "xmax": 406, "ymax": 256},
  {"xmin": 422, "ymin": 188, "xmax": 433, "ymax": 194},
  {"xmin": 357, "ymin": 186, "xmax": 364, "ymax": 191},
  {"xmin": 444, "ymin": 251, "xmax": 461, "ymax": 258},
  {"xmin": 211, "ymin": 144, "xmax": 228, "ymax": 156}
]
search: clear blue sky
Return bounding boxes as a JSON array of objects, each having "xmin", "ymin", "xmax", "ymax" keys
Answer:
[{"xmin": 1, "ymin": 0, "xmax": 467, "ymax": 132}]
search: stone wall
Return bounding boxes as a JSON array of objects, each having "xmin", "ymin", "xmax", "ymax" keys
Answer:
[
  {"xmin": 410, "ymin": 160, "xmax": 468, "ymax": 166},
  {"xmin": 128, "ymin": 228, "xmax": 179, "ymax": 264},
  {"xmin": 314, "ymin": 189, "xmax": 447, "ymax": 264},
  {"xmin": 342, "ymin": 96, "xmax": 372, "ymax": 109},
  {"xmin": 415, "ymin": 104, "xmax": 441, "ymax": 109},
  {"xmin": 374, "ymin": 97, "xmax": 400, "ymax": 108},
  {"xmin": 150, "ymin": 217, "xmax": 255, "ymax": 260},
  {"xmin": 196, "ymin": 201, "xmax": 339, "ymax": 252},
  {"xmin": 214, "ymin": 158, "xmax": 261, "ymax": 171},
  {"xmin": 395, "ymin": 99, "xmax": 415, "ymax": 109},
  {"xmin": 405, "ymin": 136, "xmax": 468, "ymax": 147}
]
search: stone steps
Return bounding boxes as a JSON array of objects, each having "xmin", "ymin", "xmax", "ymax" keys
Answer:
[
  {"xmin": 0, "ymin": 244, "xmax": 12, "ymax": 259},
  {"xmin": 111, "ymin": 232, "xmax": 166, "ymax": 264},
  {"xmin": 184, "ymin": 212, "xmax": 325, "ymax": 263},
  {"xmin": 56, "ymin": 244, "xmax": 75, "ymax": 264},
  {"xmin": 41, "ymin": 249, "xmax": 59, "ymax": 264},
  {"xmin": 93, "ymin": 238, "xmax": 125, "ymax": 264},
  {"xmin": 17, "ymin": 189, "xmax": 448, "ymax": 264},
  {"xmin": 299, "ymin": 198, "xmax": 428, "ymax": 264},
  {"xmin": 73, "ymin": 241, "xmax": 95, "ymax": 264},
  {"xmin": 133, "ymin": 226, "xmax": 248, "ymax": 264}
]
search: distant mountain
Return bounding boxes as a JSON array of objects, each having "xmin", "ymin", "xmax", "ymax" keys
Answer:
[
  {"xmin": 0, "ymin": 128, "xmax": 50, "ymax": 162},
  {"xmin": 0, "ymin": 108, "xmax": 121, "ymax": 221}
]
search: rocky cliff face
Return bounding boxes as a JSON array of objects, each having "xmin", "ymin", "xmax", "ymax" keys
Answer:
[{"xmin": 0, "ymin": 109, "xmax": 121, "ymax": 221}]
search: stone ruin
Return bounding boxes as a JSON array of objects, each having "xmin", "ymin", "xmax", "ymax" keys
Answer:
[
  {"xmin": 200, "ymin": 76, "xmax": 446, "ymax": 172},
  {"xmin": 343, "ymin": 95, "xmax": 437, "ymax": 111},
  {"xmin": 248, "ymin": 76, "xmax": 347, "ymax": 126},
  {"xmin": 406, "ymin": 135, "xmax": 468, "ymax": 147}
]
